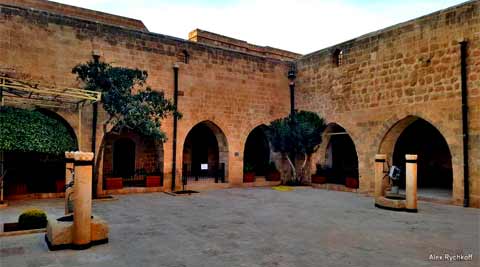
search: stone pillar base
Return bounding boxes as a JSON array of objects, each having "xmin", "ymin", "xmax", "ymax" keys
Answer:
[{"xmin": 45, "ymin": 215, "xmax": 109, "ymax": 251}]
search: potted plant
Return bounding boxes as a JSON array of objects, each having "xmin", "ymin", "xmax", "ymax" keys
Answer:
[
  {"xmin": 345, "ymin": 168, "xmax": 359, "ymax": 189},
  {"xmin": 146, "ymin": 168, "xmax": 162, "ymax": 187},
  {"xmin": 266, "ymin": 162, "xmax": 281, "ymax": 181},
  {"xmin": 105, "ymin": 173, "xmax": 123, "ymax": 190},
  {"xmin": 311, "ymin": 164, "xmax": 328, "ymax": 184},
  {"xmin": 243, "ymin": 163, "xmax": 255, "ymax": 183}
]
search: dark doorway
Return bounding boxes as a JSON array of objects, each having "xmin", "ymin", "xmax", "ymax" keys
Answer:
[
  {"xmin": 244, "ymin": 126, "xmax": 270, "ymax": 176},
  {"xmin": 183, "ymin": 122, "xmax": 226, "ymax": 181},
  {"xmin": 393, "ymin": 119, "xmax": 453, "ymax": 196},
  {"xmin": 113, "ymin": 138, "xmax": 136, "ymax": 178},
  {"xmin": 325, "ymin": 124, "xmax": 359, "ymax": 185}
]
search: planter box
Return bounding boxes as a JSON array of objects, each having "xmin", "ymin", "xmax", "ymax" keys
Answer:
[
  {"xmin": 311, "ymin": 175, "xmax": 327, "ymax": 184},
  {"xmin": 345, "ymin": 177, "xmax": 359, "ymax": 189},
  {"xmin": 55, "ymin": 180, "xmax": 66, "ymax": 193},
  {"xmin": 266, "ymin": 171, "xmax": 281, "ymax": 181},
  {"xmin": 243, "ymin": 172, "xmax": 255, "ymax": 183},
  {"xmin": 105, "ymin": 177, "xmax": 123, "ymax": 190},
  {"xmin": 146, "ymin": 176, "xmax": 161, "ymax": 187}
]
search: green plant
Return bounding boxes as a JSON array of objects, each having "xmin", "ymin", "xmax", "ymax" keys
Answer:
[
  {"xmin": 243, "ymin": 163, "xmax": 254, "ymax": 173},
  {"xmin": 72, "ymin": 58, "xmax": 180, "ymax": 141},
  {"xmin": 18, "ymin": 208, "xmax": 47, "ymax": 230},
  {"xmin": 0, "ymin": 107, "xmax": 77, "ymax": 154},
  {"xmin": 266, "ymin": 111, "xmax": 327, "ymax": 183}
]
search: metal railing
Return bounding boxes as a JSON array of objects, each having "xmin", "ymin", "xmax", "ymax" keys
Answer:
[{"xmin": 182, "ymin": 163, "xmax": 226, "ymax": 184}]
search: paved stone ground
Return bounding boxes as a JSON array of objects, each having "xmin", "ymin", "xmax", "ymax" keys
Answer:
[{"xmin": 1, "ymin": 188, "xmax": 479, "ymax": 267}]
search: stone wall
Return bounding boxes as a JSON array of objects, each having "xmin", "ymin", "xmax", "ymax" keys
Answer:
[
  {"xmin": 0, "ymin": 2, "xmax": 291, "ymax": 193},
  {"xmin": 1, "ymin": 0, "xmax": 478, "ymax": 207},
  {"xmin": 189, "ymin": 29, "xmax": 301, "ymax": 61},
  {"xmin": 296, "ymin": 1, "xmax": 480, "ymax": 206},
  {"xmin": 0, "ymin": 0, "xmax": 147, "ymax": 31}
]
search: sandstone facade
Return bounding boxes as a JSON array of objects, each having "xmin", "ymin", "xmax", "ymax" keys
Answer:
[{"xmin": 0, "ymin": 0, "xmax": 478, "ymax": 207}]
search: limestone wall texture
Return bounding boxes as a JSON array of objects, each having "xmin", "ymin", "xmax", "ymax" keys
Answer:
[
  {"xmin": 0, "ymin": 1, "xmax": 291, "ymax": 192},
  {"xmin": 296, "ymin": 0, "xmax": 480, "ymax": 206},
  {"xmin": 1, "ymin": 0, "xmax": 478, "ymax": 207},
  {"xmin": 189, "ymin": 29, "xmax": 301, "ymax": 61},
  {"xmin": 0, "ymin": 0, "xmax": 147, "ymax": 31}
]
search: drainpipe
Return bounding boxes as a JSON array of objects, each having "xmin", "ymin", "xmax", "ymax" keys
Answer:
[
  {"xmin": 91, "ymin": 54, "xmax": 100, "ymax": 198},
  {"xmin": 171, "ymin": 64, "xmax": 179, "ymax": 192},
  {"xmin": 460, "ymin": 41, "xmax": 469, "ymax": 207}
]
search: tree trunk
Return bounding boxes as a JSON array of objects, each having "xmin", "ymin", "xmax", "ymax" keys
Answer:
[
  {"xmin": 299, "ymin": 152, "xmax": 308, "ymax": 183},
  {"xmin": 285, "ymin": 154, "xmax": 296, "ymax": 183}
]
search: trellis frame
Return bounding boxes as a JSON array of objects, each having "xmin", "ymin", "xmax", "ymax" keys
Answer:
[{"xmin": 0, "ymin": 75, "xmax": 102, "ymax": 149}]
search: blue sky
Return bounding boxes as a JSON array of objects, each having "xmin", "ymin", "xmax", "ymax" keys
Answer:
[{"xmin": 54, "ymin": 0, "xmax": 467, "ymax": 54}]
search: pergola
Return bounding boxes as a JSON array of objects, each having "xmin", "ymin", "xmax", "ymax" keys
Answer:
[
  {"xmin": 0, "ymin": 75, "xmax": 101, "ymax": 109},
  {"xmin": 0, "ymin": 74, "xmax": 101, "ymax": 145},
  {"xmin": 0, "ymin": 74, "xmax": 101, "ymax": 202}
]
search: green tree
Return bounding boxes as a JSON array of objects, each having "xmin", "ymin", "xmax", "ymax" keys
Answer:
[
  {"xmin": 72, "ymin": 59, "xmax": 179, "ymax": 141},
  {"xmin": 266, "ymin": 111, "xmax": 327, "ymax": 184}
]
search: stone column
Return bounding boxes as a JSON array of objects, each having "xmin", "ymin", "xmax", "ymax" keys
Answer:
[
  {"xmin": 405, "ymin": 154, "xmax": 418, "ymax": 212},
  {"xmin": 65, "ymin": 152, "xmax": 75, "ymax": 215},
  {"xmin": 72, "ymin": 152, "xmax": 94, "ymax": 249},
  {"xmin": 374, "ymin": 154, "xmax": 387, "ymax": 199}
]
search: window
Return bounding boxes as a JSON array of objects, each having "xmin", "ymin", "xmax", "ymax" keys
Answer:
[
  {"xmin": 333, "ymin": 49, "xmax": 344, "ymax": 67},
  {"xmin": 177, "ymin": 50, "xmax": 190, "ymax": 64}
]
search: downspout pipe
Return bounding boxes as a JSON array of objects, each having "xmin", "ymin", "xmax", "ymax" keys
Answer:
[
  {"xmin": 460, "ymin": 41, "xmax": 469, "ymax": 207},
  {"xmin": 171, "ymin": 64, "xmax": 179, "ymax": 192},
  {"xmin": 91, "ymin": 55, "xmax": 100, "ymax": 198}
]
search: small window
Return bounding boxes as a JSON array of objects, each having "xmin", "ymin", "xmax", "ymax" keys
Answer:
[
  {"xmin": 177, "ymin": 50, "xmax": 190, "ymax": 64},
  {"xmin": 333, "ymin": 49, "xmax": 344, "ymax": 67}
]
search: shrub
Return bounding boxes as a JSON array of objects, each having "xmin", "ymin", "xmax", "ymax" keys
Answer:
[
  {"xmin": 244, "ymin": 163, "xmax": 254, "ymax": 173},
  {"xmin": 18, "ymin": 208, "xmax": 47, "ymax": 230}
]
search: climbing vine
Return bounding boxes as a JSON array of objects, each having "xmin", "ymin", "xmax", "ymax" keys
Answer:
[{"xmin": 0, "ymin": 106, "xmax": 77, "ymax": 154}]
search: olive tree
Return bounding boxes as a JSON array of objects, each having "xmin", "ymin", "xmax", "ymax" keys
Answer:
[
  {"xmin": 72, "ymin": 58, "xmax": 180, "ymax": 140},
  {"xmin": 266, "ymin": 111, "xmax": 327, "ymax": 184}
]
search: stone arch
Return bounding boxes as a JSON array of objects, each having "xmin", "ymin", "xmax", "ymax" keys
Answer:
[
  {"xmin": 243, "ymin": 125, "xmax": 270, "ymax": 177},
  {"xmin": 378, "ymin": 115, "xmax": 453, "ymax": 198},
  {"xmin": 102, "ymin": 128, "xmax": 164, "ymax": 188},
  {"xmin": 316, "ymin": 123, "xmax": 359, "ymax": 186},
  {"xmin": 3, "ymin": 108, "xmax": 79, "ymax": 197},
  {"xmin": 182, "ymin": 120, "xmax": 229, "ymax": 182}
]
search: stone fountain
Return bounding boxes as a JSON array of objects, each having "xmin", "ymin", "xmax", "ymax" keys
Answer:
[{"xmin": 45, "ymin": 151, "xmax": 109, "ymax": 250}]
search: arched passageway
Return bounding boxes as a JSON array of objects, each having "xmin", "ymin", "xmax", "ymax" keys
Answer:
[
  {"xmin": 379, "ymin": 116, "xmax": 453, "ymax": 200},
  {"xmin": 3, "ymin": 108, "xmax": 78, "ymax": 197},
  {"xmin": 243, "ymin": 126, "xmax": 270, "ymax": 178},
  {"xmin": 393, "ymin": 119, "xmax": 453, "ymax": 198},
  {"xmin": 103, "ymin": 129, "xmax": 164, "ymax": 188},
  {"xmin": 182, "ymin": 121, "xmax": 228, "ymax": 183},
  {"xmin": 323, "ymin": 124, "xmax": 359, "ymax": 187}
]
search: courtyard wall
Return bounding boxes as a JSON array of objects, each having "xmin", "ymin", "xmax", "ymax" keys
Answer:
[
  {"xmin": 296, "ymin": 0, "xmax": 480, "ymax": 206},
  {"xmin": 0, "ymin": 0, "xmax": 292, "ymax": 193}
]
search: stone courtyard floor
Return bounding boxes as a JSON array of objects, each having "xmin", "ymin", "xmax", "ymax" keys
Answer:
[{"xmin": 0, "ymin": 188, "xmax": 479, "ymax": 267}]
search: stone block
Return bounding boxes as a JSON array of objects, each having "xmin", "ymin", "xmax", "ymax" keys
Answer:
[{"xmin": 46, "ymin": 220, "xmax": 73, "ymax": 247}]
